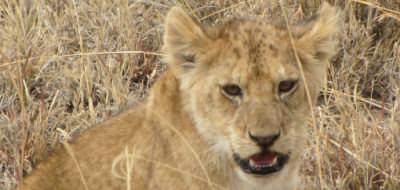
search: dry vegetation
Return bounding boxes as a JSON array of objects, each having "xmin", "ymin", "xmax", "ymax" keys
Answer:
[{"xmin": 0, "ymin": 0, "xmax": 399, "ymax": 189}]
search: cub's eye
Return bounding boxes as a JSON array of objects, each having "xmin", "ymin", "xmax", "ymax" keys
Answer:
[
  {"xmin": 278, "ymin": 80, "xmax": 297, "ymax": 94},
  {"xmin": 222, "ymin": 84, "xmax": 242, "ymax": 97}
]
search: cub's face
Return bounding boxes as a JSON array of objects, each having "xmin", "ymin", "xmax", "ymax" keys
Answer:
[{"xmin": 164, "ymin": 4, "xmax": 340, "ymax": 180}]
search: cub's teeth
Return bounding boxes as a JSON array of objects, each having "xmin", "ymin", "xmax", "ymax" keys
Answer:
[
  {"xmin": 249, "ymin": 157, "xmax": 278, "ymax": 168},
  {"xmin": 249, "ymin": 159, "xmax": 256, "ymax": 167},
  {"xmin": 271, "ymin": 157, "xmax": 278, "ymax": 166}
]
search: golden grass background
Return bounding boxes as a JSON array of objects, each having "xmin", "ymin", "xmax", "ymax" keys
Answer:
[{"xmin": 0, "ymin": 0, "xmax": 399, "ymax": 189}]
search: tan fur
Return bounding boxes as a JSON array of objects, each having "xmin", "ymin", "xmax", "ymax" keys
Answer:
[{"xmin": 21, "ymin": 3, "xmax": 341, "ymax": 190}]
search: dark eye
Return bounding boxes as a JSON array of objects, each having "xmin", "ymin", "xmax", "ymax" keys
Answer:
[
  {"xmin": 278, "ymin": 80, "xmax": 297, "ymax": 94},
  {"xmin": 222, "ymin": 84, "xmax": 242, "ymax": 97}
]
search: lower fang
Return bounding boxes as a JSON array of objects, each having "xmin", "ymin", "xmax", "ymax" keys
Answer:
[
  {"xmin": 270, "ymin": 157, "xmax": 278, "ymax": 165},
  {"xmin": 249, "ymin": 159, "xmax": 256, "ymax": 167}
]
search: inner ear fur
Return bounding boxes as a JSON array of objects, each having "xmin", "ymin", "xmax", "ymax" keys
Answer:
[{"xmin": 163, "ymin": 7, "xmax": 211, "ymax": 72}]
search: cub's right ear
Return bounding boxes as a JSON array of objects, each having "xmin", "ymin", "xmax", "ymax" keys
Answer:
[
  {"xmin": 163, "ymin": 7, "xmax": 211, "ymax": 73},
  {"xmin": 296, "ymin": 2, "xmax": 342, "ymax": 62}
]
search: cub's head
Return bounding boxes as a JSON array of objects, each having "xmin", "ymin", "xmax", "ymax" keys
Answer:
[{"xmin": 163, "ymin": 3, "xmax": 341, "ymax": 182}]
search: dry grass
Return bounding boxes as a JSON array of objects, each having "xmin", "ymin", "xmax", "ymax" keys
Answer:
[{"xmin": 0, "ymin": 0, "xmax": 399, "ymax": 189}]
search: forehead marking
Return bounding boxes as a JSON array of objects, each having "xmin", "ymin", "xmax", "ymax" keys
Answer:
[{"xmin": 223, "ymin": 21, "xmax": 291, "ymax": 82}]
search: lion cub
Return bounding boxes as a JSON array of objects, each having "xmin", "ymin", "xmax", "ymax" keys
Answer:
[{"xmin": 21, "ymin": 3, "xmax": 341, "ymax": 190}]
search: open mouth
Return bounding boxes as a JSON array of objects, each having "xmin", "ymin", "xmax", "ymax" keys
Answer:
[{"xmin": 233, "ymin": 150, "xmax": 289, "ymax": 175}]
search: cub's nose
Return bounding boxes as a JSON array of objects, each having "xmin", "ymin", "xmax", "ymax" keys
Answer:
[{"xmin": 248, "ymin": 132, "xmax": 280, "ymax": 147}]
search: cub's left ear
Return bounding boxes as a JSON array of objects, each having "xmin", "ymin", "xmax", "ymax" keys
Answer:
[
  {"xmin": 296, "ymin": 2, "xmax": 342, "ymax": 62},
  {"xmin": 163, "ymin": 7, "xmax": 211, "ymax": 73}
]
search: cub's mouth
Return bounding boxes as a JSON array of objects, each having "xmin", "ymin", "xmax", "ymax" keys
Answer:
[{"xmin": 233, "ymin": 150, "xmax": 289, "ymax": 175}]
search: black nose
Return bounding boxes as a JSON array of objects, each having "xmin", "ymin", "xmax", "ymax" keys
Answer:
[{"xmin": 248, "ymin": 132, "xmax": 280, "ymax": 147}]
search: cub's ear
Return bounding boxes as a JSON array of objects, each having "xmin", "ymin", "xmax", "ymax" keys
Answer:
[
  {"xmin": 163, "ymin": 7, "xmax": 211, "ymax": 73},
  {"xmin": 296, "ymin": 2, "xmax": 342, "ymax": 62}
]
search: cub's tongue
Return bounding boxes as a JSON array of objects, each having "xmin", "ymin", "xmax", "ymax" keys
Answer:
[{"xmin": 249, "ymin": 152, "xmax": 278, "ymax": 166}]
